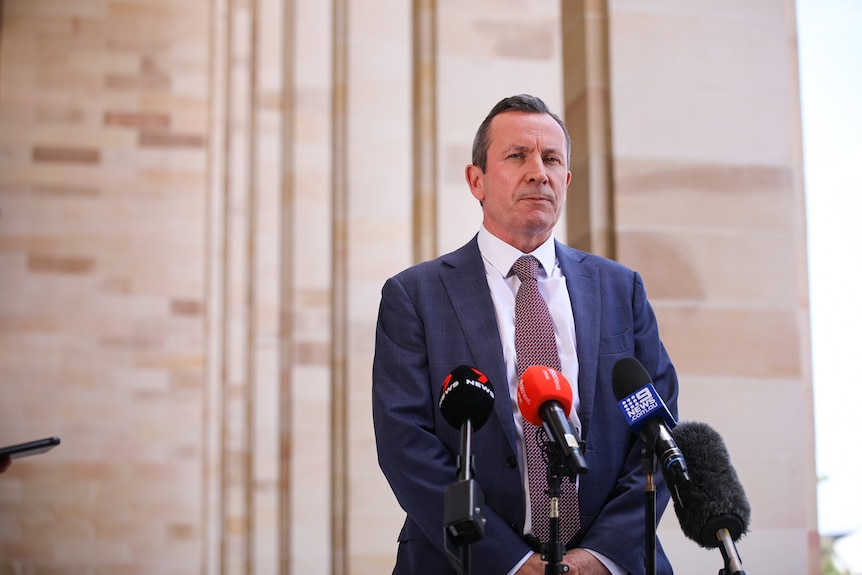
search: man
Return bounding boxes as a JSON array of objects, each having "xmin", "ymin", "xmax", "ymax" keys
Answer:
[{"xmin": 372, "ymin": 94, "xmax": 678, "ymax": 574}]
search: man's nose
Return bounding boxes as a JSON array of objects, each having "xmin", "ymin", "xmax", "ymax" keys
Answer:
[{"xmin": 525, "ymin": 156, "xmax": 549, "ymax": 183}]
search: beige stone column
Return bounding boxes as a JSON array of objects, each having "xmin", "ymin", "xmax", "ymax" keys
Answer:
[
  {"xmin": 606, "ymin": 2, "xmax": 817, "ymax": 573},
  {"xmin": 561, "ymin": 0, "xmax": 616, "ymax": 258},
  {"xmin": 205, "ymin": 0, "xmax": 293, "ymax": 572}
]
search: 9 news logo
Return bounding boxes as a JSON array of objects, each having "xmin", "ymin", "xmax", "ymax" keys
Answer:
[{"xmin": 620, "ymin": 386, "xmax": 659, "ymax": 423}]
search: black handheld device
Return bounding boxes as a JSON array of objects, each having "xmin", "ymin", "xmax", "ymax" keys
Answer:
[{"xmin": 0, "ymin": 436, "xmax": 61, "ymax": 460}]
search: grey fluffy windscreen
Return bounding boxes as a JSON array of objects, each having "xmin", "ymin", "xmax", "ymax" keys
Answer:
[{"xmin": 671, "ymin": 420, "xmax": 752, "ymax": 548}]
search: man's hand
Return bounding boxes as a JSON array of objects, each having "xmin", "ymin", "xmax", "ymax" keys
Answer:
[
  {"xmin": 516, "ymin": 549, "xmax": 612, "ymax": 575},
  {"xmin": 561, "ymin": 548, "xmax": 612, "ymax": 574},
  {"xmin": 514, "ymin": 552, "xmax": 546, "ymax": 575}
]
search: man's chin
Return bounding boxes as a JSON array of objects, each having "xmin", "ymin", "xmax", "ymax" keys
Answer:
[{"xmin": 519, "ymin": 210, "xmax": 558, "ymax": 231}]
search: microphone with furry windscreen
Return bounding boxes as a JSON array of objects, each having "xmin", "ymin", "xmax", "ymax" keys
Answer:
[{"xmin": 672, "ymin": 420, "xmax": 751, "ymax": 575}]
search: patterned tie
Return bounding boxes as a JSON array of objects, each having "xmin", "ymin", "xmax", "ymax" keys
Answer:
[{"xmin": 512, "ymin": 255, "xmax": 580, "ymax": 545}]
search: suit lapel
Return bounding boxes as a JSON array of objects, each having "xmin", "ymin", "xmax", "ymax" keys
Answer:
[
  {"xmin": 440, "ymin": 237, "xmax": 519, "ymax": 455},
  {"xmin": 556, "ymin": 242, "xmax": 599, "ymax": 439}
]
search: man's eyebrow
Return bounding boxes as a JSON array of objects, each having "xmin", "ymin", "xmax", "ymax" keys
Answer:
[
  {"xmin": 501, "ymin": 144, "xmax": 531, "ymax": 154},
  {"xmin": 501, "ymin": 143, "xmax": 564, "ymax": 156}
]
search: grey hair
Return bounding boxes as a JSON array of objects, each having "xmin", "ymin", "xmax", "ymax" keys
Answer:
[{"xmin": 470, "ymin": 94, "xmax": 571, "ymax": 172}]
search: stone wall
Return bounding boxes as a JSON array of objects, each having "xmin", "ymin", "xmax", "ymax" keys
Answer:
[{"xmin": 0, "ymin": 1, "xmax": 817, "ymax": 573}]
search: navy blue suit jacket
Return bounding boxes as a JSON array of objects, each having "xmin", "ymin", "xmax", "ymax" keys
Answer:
[{"xmin": 372, "ymin": 236, "xmax": 678, "ymax": 574}]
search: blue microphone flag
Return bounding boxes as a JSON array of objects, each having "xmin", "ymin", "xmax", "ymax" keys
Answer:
[{"xmin": 616, "ymin": 382, "xmax": 677, "ymax": 432}]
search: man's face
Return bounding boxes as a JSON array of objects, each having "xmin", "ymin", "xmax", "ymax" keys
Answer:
[{"xmin": 466, "ymin": 111, "xmax": 571, "ymax": 252}]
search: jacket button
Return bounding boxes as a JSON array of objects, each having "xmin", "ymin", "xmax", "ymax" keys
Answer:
[{"xmin": 506, "ymin": 456, "xmax": 517, "ymax": 469}]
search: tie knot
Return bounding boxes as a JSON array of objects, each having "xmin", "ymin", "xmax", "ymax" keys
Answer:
[{"xmin": 511, "ymin": 255, "xmax": 539, "ymax": 282}]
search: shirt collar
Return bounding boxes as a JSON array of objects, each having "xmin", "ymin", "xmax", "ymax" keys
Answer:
[{"xmin": 477, "ymin": 225, "xmax": 557, "ymax": 279}]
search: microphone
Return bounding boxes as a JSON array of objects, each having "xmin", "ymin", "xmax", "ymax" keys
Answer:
[
  {"xmin": 612, "ymin": 358, "xmax": 690, "ymax": 496},
  {"xmin": 439, "ymin": 364, "xmax": 496, "ymax": 433},
  {"xmin": 672, "ymin": 420, "xmax": 751, "ymax": 575},
  {"xmin": 516, "ymin": 365, "xmax": 588, "ymax": 476},
  {"xmin": 439, "ymin": 365, "xmax": 495, "ymax": 552}
]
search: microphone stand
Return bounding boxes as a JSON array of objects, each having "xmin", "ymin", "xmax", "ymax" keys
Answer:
[
  {"xmin": 641, "ymin": 448, "xmax": 657, "ymax": 575},
  {"xmin": 538, "ymin": 431, "xmax": 583, "ymax": 575},
  {"xmin": 716, "ymin": 528, "xmax": 747, "ymax": 575},
  {"xmin": 444, "ymin": 419, "xmax": 486, "ymax": 575}
]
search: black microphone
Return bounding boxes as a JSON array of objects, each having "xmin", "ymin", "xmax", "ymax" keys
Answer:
[
  {"xmin": 672, "ymin": 420, "xmax": 751, "ymax": 575},
  {"xmin": 439, "ymin": 364, "xmax": 496, "ymax": 434},
  {"xmin": 439, "ymin": 365, "xmax": 495, "ymax": 551},
  {"xmin": 612, "ymin": 358, "xmax": 690, "ymax": 499}
]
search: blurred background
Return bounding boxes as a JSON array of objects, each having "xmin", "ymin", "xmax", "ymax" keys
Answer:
[
  {"xmin": 798, "ymin": 0, "xmax": 862, "ymax": 573},
  {"xmin": 0, "ymin": 0, "xmax": 856, "ymax": 573}
]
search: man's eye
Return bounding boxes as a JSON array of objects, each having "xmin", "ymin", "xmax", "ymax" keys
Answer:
[{"xmin": 545, "ymin": 156, "xmax": 561, "ymax": 163}]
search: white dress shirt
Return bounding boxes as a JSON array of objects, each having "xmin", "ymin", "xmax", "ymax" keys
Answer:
[{"xmin": 476, "ymin": 225, "xmax": 624, "ymax": 575}]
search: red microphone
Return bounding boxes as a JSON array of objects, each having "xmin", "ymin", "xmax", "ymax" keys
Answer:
[{"xmin": 517, "ymin": 365, "xmax": 588, "ymax": 475}]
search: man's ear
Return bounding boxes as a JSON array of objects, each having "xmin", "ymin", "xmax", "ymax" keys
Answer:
[{"xmin": 465, "ymin": 164, "xmax": 485, "ymax": 203}]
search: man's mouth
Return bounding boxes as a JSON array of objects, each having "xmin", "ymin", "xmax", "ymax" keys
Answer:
[{"xmin": 519, "ymin": 195, "xmax": 553, "ymax": 203}]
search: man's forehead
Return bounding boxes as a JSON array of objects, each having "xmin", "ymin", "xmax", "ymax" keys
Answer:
[{"xmin": 489, "ymin": 111, "xmax": 566, "ymax": 148}]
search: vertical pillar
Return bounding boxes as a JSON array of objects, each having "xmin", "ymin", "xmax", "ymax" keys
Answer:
[
  {"xmin": 561, "ymin": 0, "xmax": 615, "ymax": 258},
  {"xmin": 412, "ymin": 0, "xmax": 438, "ymax": 262}
]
